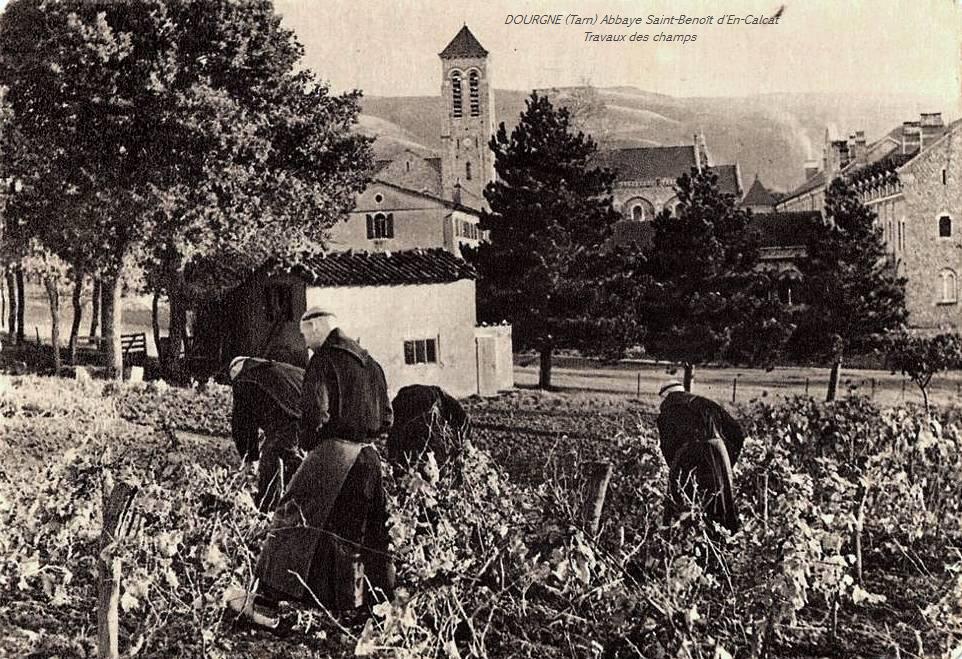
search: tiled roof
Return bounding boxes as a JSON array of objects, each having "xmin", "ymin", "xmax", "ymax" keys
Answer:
[
  {"xmin": 742, "ymin": 176, "xmax": 777, "ymax": 207},
  {"xmin": 596, "ymin": 146, "xmax": 741, "ymax": 196},
  {"xmin": 597, "ymin": 146, "xmax": 697, "ymax": 182},
  {"xmin": 373, "ymin": 179, "xmax": 482, "ymax": 215},
  {"xmin": 708, "ymin": 164, "xmax": 742, "ymax": 197},
  {"xmin": 288, "ymin": 249, "xmax": 477, "ymax": 287},
  {"xmin": 846, "ymin": 153, "xmax": 913, "ymax": 186},
  {"xmin": 780, "ymin": 118, "xmax": 962, "ymax": 205},
  {"xmin": 439, "ymin": 26, "xmax": 488, "ymax": 59},
  {"xmin": 780, "ymin": 170, "xmax": 826, "ymax": 203},
  {"xmin": 748, "ymin": 211, "xmax": 822, "ymax": 248}
]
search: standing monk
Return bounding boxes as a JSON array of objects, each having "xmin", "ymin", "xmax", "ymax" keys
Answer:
[
  {"xmin": 228, "ymin": 356, "xmax": 305, "ymax": 512},
  {"xmin": 231, "ymin": 308, "xmax": 394, "ymax": 627},
  {"xmin": 656, "ymin": 380, "xmax": 745, "ymax": 533}
]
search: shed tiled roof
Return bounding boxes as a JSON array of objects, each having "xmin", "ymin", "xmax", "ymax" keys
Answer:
[
  {"xmin": 439, "ymin": 26, "xmax": 488, "ymax": 59},
  {"xmin": 288, "ymin": 248, "xmax": 477, "ymax": 287}
]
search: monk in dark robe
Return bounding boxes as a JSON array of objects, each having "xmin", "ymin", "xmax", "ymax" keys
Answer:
[
  {"xmin": 387, "ymin": 384, "xmax": 470, "ymax": 479},
  {"xmin": 228, "ymin": 356, "xmax": 304, "ymax": 512},
  {"xmin": 656, "ymin": 380, "xmax": 745, "ymax": 533},
  {"xmin": 228, "ymin": 308, "xmax": 394, "ymax": 629}
]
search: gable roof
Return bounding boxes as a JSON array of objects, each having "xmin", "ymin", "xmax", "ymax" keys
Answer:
[
  {"xmin": 439, "ymin": 26, "xmax": 488, "ymax": 59},
  {"xmin": 779, "ymin": 117, "xmax": 962, "ymax": 206},
  {"xmin": 596, "ymin": 146, "xmax": 741, "ymax": 196},
  {"xmin": 742, "ymin": 176, "xmax": 777, "ymax": 207},
  {"xmin": 597, "ymin": 145, "xmax": 697, "ymax": 182},
  {"xmin": 287, "ymin": 249, "xmax": 477, "ymax": 288},
  {"xmin": 369, "ymin": 179, "xmax": 482, "ymax": 215}
]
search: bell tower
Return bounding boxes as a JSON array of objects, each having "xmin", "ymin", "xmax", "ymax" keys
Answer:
[{"xmin": 439, "ymin": 25, "xmax": 495, "ymax": 209}]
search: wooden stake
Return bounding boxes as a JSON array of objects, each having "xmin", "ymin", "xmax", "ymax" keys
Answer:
[
  {"xmin": 732, "ymin": 377, "xmax": 737, "ymax": 403},
  {"xmin": 761, "ymin": 473, "xmax": 769, "ymax": 532},
  {"xmin": 582, "ymin": 461, "xmax": 613, "ymax": 537},
  {"xmin": 636, "ymin": 372, "xmax": 641, "ymax": 399},
  {"xmin": 98, "ymin": 475, "xmax": 137, "ymax": 659}
]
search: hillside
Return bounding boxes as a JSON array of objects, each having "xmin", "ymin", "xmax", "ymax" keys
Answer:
[{"xmin": 358, "ymin": 88, "xmax": 956, "ymax": 192}]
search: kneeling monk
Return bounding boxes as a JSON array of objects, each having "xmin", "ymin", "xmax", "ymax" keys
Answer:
[
  {"xmin": 228, "ymin": 356, "xmax": 305, "ymax": 512},
  {"xmin": 387, "ymin": 384, "xmax": 470, "ymax": 480},
  {"xmin": 229, "ymin": 308, "xmax": 394, "ymax": 627},
  {"xmin": 656, "ymin": 380, "xmax": 745, "ymax": 533}
]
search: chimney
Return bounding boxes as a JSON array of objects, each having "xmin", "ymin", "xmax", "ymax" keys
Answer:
[
  {"xmin": 920, "ymin": 112, "xmax": 944, "ymax": 148},
  {"xmin": 848, "ymin": 130, "xmax": 867, "ymax": 164},
  {"xmin": 825, "ymin": 139, "xmax": 849, "ymax": 178},
  {"xmin": 693, "ymin": 132, "xmax": 710, "ymax": 169},
  {"xmin": 804, "ymin": 159, "xmax": 820, "ymax": 180},
  {"xmin": 902, "ymin": 121, "xmax": 921, "ymax": 154}
]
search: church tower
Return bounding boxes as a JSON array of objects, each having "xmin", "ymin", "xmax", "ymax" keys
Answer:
[{"xmin": 439, "ymin": 26, "xmax": 495, "ymax": 209}]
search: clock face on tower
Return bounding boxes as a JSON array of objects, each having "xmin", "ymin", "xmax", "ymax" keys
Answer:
[{"xmin": 462, "ymin": 137, "xmax": 473, "ymax": 148}]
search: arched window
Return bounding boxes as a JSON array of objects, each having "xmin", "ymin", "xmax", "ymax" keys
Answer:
[
  {"xmin": 465, "ymin": 161, "xmax": 472, "ymax": 180},
  {"xmin": 469, "ymin": 70, "xmax": 480, "ymax": 117},
  {"xmin": 625, "ymin": 197, "xmax": 655, "ymax": 222},
  {"xmin": 450, "ymin": 70, "xmax": 463, "ymax": 118},
  {"xmin": 939, "ymin": 215, "xmax": 952, "ymax": 238},
  {"xmin": 940, "ymin": 269, "xmax": 957, "ymax": 304}
]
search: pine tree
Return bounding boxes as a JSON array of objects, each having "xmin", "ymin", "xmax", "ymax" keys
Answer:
[
  {"xmin": 472, "ymin": 92, "xmax": 632, "ymax": 389},
  {"xmin": 796, "ymin": 178, "xmax": 908, "ymax": 400},
  {"xmin": 638, "ymin": 168, "xmax": 782, "ymax": 388}
]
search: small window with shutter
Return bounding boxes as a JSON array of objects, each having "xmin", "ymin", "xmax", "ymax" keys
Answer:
[{"xmin": 368, "ymin": 213, "xmax": 394, "ymax": 239}]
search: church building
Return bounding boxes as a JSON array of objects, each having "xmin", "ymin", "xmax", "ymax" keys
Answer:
[{"xmin": 326, "ymin": 26, "xmax": 494, "ymax": 258}]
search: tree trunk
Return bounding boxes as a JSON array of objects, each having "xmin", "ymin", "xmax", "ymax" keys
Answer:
[
  {"xmin": 538, "ymin": 344, "xmax": 553, "ymax": 390},
  {"xmin": 90, "ymin": 278, "xmax": 101, "ymax": 341},
  {"xmin": 15, "ymin": 266, "xmax": 25, "ymax": 344},
  {"xmin": 101, "ymin": 275, "xmax": 123, "ymax": 379},
  {"xmin": 68, "ymin": 275, "xmax": 84, "ymax": 365},
  {"xmin": 5, "ymin": 268, "xmax": 16, "ymax": 338},
  {"xmin": 44, "ymin": 277, "xmax": 61, "ymax": 375},
  {"xmin": 683, "ymin": 362, "xmax": 694, "ymax": 392},
  {"xmin": 151, "ymin": 292, "xmax": 162, "ymax": 365},
  {"xmin": 165, "ymin": 273, "xmax": 187, "ymax": 382},
  {"xmin": 921, "ymin": 386, "xmax": 930, "ymax": 418},
  {"xmin": 100, "ymin": 282, "xmax": 109, "ymax": 344},
  {"xmin": 826, "ymin": 358, "xmax": 843, "ymax": 402}
]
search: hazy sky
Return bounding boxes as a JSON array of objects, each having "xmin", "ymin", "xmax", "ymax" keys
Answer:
[{"xmin": 276, "ymin": 0, "xmax": 961, "ymax": 107}]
